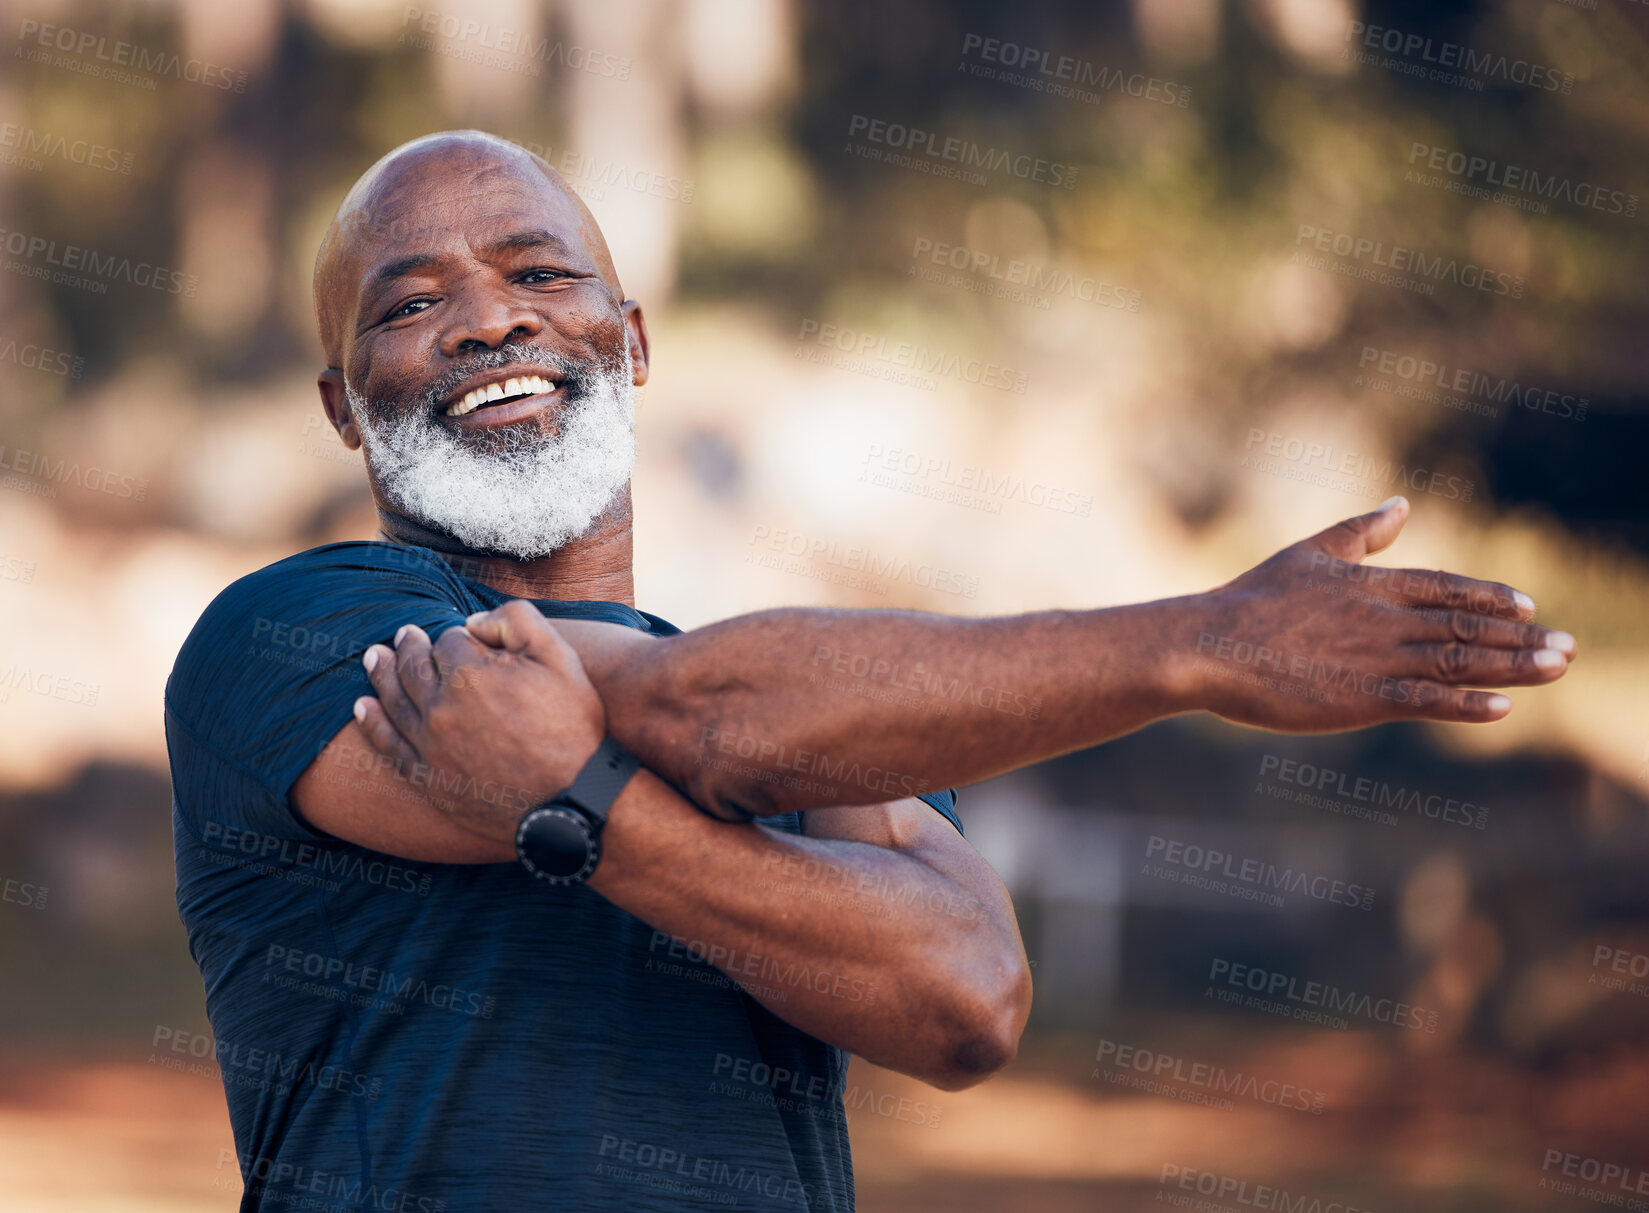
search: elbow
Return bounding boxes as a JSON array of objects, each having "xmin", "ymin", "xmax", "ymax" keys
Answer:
[{"xmin": 925, "ymin": 950, "xmax": 1033, "ymax": 1092}]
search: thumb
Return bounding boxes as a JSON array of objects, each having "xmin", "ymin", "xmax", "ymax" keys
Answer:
[
  {"xmin": 1304, "ymin": 495, "xmax": 1409, "ymax": 563},
  {"xmin": 463, "ymin": 599, "xmax": 564, "ymax": 660}
]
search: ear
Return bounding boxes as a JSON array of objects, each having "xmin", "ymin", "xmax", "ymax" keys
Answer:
[
  {"xmin": 622, "ymin": 299, "xmax": 650, "ymax": 388},
  {"xmin": 317, "ymin": 367, "xmax": 361, "ymax": 450}
]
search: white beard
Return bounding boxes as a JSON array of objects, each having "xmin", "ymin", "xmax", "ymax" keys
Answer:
[{"xmin": 348, "ymin": 344, "xmax": 636, "ymax": 560}]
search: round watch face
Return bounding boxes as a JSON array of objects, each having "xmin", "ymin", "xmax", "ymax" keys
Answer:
[{"xmin": 516, "ymin": 805, "xmax": 598, "ymax": 884}]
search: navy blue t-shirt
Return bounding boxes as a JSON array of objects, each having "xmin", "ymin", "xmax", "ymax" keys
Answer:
[{"xmin": 165, "ymin": 541, "xmax": 961, "ymax": 1213}]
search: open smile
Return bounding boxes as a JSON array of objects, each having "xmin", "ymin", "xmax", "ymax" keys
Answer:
[{"xmin": 439, "ymin": 371, "xmax": 563, "ymax": 429}]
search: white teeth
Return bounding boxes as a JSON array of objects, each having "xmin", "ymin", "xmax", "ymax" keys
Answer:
[{"xmin": 443, "ymin": 373, "xmax": 559, "ymax": 416}]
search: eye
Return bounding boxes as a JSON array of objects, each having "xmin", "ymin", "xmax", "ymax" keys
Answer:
[
  {"xmin": 519, "ymin": 268, "xmax": 567, "ymax": 285},
  {"xmin": 385, "ymin": 298, "xmax": 434, "ymax": 321}
]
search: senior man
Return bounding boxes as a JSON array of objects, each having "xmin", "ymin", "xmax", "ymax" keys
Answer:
[{"xmin": 166, "ymin": 130, "xmax": 1572, "ymax": 1212}]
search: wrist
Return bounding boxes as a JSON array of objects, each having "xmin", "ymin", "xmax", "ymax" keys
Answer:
[
  {"xmin": 516, "ymin": 737, "xmax": 641, "ymax": 886},
  {"xmin": 529, "ymin": 727, "xmax": 608, "ymax": 808},
  {"xmin": 1143, "ymin": 592, "xmax": 1221, "ymax": 717}
]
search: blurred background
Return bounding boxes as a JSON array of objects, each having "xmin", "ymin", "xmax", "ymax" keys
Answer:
[{"xmin": 1, "ymin": 0, "xmax": 1647, "ymax": 1208}]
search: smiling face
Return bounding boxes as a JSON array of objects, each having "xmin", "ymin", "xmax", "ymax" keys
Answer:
[{"xmin": 314, "ymin": 131, "xmax": 650, "ymax": 559}]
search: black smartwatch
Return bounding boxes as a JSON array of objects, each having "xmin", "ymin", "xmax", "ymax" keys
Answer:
[{"xmin": 515, "ymin": 738, "xmax": 640, "ymax": 885}]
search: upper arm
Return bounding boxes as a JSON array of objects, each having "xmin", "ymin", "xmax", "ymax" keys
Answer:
[
  {"xmin": 292, "ymin": 617, "xmax": 664, "ymax": 864},
  {"xmin": 800, "ymin": 796, "xmax": 954, "ymax": 850},
  {"xmin": 166, "ymin": 548, "xmax": 460, "ymax": 842},
  {"xmin": 803, "ymin": 798, "xmax": 1021, "ymax": 937},
  {"xmin": 291, "ymin": 719, "xmax": 515, "ymax": 863},
  {"xmin": 165, "ymin": 541, "xmax": 669, "ymax": 865}
]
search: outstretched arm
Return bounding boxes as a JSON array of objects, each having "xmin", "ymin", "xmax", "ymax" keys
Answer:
[
  {"xmin": 359, "ymin": 497, "xmax": 1572, "ymax": 821},
  {"xmin": 616, "ymin": 496, "xmax": 1572, "ymax": 815}
]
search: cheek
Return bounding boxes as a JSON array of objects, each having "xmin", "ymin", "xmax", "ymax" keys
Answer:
[
  {"xmin": 544, "ymin": 296, "xmax": 627, "ymax": 353},
  {"xmin": 355, "ymin": 331, "xmax": 431, "ymax": 399},
  {"xmin": 349, "ymin": 349, "xmax": 374, "ymax": 394}
]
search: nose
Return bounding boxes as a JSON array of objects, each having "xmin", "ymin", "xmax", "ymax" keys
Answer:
[{"xmin": 438, "ymin": 274, "xmax": 545, "ymax": 356}]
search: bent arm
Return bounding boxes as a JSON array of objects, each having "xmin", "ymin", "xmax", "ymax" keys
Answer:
[
  {"xmin": 594, "ymin": 789, "xmax": 1029, "ymax": 1090},
  {"xmin": 295, "ymin": 720, "xmax": 1029, "ymax": 1091}
]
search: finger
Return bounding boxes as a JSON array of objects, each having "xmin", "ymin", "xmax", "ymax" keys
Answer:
[
  {"xmin": 1389, "ymin": 568, "xmax": 1535, "ymax": 621},
  {"xmin": 363, "ymin": 644, "xmax": 422, "ymax": 736},
  {"xmin": 1394, "ymin": 680, "xmax": 1515, "ymax": 722},
  {"xmin": 392, "ymin": 624, "xmax": 442, "ymax": 710},
  {"xmin": 1401, "ymin": 641, "xmax": 1571, "ymax": 686},
  {"xmin": 1303, "ymin": 496, "xmax": 1409, "ymax": 563},
  {"xmin": 432, "ymin": 624, "xmax": 482, "ymax": 657},
  {"xmin": 464, "ymin": 599, "xmax": 569, "ymax": 664},
  {"xmin": 1415, "ymin": 609, "xmax": 1577, "ymax": 654},
  {"xmin": 351, "ymin": 696, "xmax": 420, "ymax": 771},
  {"xmin": 431, "ymin": 624, "xmax": 489, "ymax": 691},
  {"xmin": 1400, "ymin": 682, "xmax": 1513, "ymax": 723}
]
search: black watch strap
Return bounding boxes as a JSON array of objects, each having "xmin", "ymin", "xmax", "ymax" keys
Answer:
[{"xmin": 559, "ymin": 737, "xmax": 641, "ymax": 824}]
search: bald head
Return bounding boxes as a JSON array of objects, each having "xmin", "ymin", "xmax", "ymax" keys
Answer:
[{"xmin": 313, "ymin": 130, "xmax": 624, "ymax": 368}]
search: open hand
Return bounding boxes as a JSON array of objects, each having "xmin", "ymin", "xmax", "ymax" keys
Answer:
[{"xmin": 1185, "ymin": 497, "xmax": 1574, "ymax": 731}]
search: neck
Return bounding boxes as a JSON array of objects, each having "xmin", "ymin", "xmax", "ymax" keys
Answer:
[{"xmin": 373, "ymin": 487, "xmax": 637, "ymax": 606}]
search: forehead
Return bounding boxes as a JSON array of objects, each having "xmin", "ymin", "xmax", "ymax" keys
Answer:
[{"xmin": 342, "ymin": 152, "xmax": 598, "ymax": 289}]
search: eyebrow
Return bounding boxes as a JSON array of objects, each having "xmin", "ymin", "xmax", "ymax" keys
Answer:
[{"xmin": 363, "ymin": 229, "xmax": 580, "ymax": 297}]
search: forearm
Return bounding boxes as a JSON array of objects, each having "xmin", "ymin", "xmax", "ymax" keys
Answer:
[
  {"xmin": 588, "ymin": 775, "xmax": 1029, "ymax": 1091},
  {"xmin": 594, "ymin": 598, "xmax": 1203, "ymax": 816}
]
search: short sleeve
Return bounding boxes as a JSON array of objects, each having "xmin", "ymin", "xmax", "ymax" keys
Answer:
[
  {"xmin": 164, "ymin": 543, "xmax": 478, "ymax": 841},
  {"xmin": 916, "ymin": 789, "xmax": 963, "ymax": 835}
]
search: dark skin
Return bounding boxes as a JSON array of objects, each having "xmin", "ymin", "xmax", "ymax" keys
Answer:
[
  {"xmin": 306, "ymin": 132, "xmax": 1031, "ymax": 1090},
  {"xmin": 299, "ymin": 131, "xmax": 1574, "ymax": 1091},
  {"xmin": 313, "ymin": 132, "xmax": 645, "ymax": 604}
]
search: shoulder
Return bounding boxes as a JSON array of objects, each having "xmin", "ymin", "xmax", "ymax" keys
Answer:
[
  {"xmin": 166, "ymin": 542, "xmax": 471, "ymax": 714},
  {"xmin": 183, "ymin": 542, "xmax": 461, "ymax": 639},
  {"xmin": 211, "ymin": 541, "xmax": 461, "ymax": 606}
]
